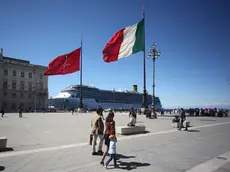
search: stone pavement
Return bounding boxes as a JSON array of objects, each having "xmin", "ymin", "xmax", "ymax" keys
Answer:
[
  {"xmin": 214, "ymin": 162, "xmax": 230, "ymax": 172},
  {"xmin": 0, "ymin": 112, "xmax": 227, "ymax": 151},
  {"xmin": 185, "ymin": 149, "xmax": 230, "ymax": 172},
  {"xmin": 0, "ymin": 112, "xmax": 230, "ymax": 172}
]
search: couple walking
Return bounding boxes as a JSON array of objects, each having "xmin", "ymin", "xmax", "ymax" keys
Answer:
[{"xmin": 91, "ymin": 108, "xmax": 118, "ymax": 168}]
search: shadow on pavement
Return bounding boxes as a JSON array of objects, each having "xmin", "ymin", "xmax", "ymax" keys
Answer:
[
  {"xmin": 116, "ymin": 154, "xmax": 135, "ymax": 160},
  {"xmin": 216, "ymin": 156, "xmax": 228, "ymax": 160},
  {"xmin": 118, "ymin": 131, "xmax": 150, "ymax": 136},
  {"xmin": 0, "ymin": 147, "xmax": 14, "ymax": 153},
  {"xmin": 117, "ymin": 161, "xmax": 150, "ymax": 170},
  {"xmin": 200, "ymin": 119, "xmax": 216, "ymax": 122},
  {"xmin": 0, "ymin": 166, "xmax": 5, "ymax": 171},
  {"xmin": 186, "ymin": 129, "xmax": 200, "ymax": 132}
]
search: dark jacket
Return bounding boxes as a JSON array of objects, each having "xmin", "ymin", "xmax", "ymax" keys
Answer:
[{"xmin": 129, "ymin": 112, "xmax": 137, "ymax": 119}]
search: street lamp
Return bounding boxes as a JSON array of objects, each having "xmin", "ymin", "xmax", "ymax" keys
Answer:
[
  {"xmin": 148, "ymin": 42, "xmax": 161, "ymax": 118},
  {"xmin": 112, "ymin": 89, "xmax": 115, "ymax": 111},
  {"xmin": 33, "ymin": 82, "xmax": 39, "ymax": 112}
]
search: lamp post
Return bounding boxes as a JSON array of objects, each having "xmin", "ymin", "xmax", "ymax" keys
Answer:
[
  {"xmin": 148, "ymin": 42, "xmax": 161, "ymax": 118},
  {"xmin": 33, "ymin": 75, "xmax": 39, "ymax": 112},
  {"xmin": 112, "ymin": 89, "xmax": 115, "ymax": 111},
  {"xmin": 33, "ymin": 82, "xmax": 39, "ymax": 112},
  {"xmin": 49, "ymin": 96, "xmax": 52, "ymax": 107},
  {"xmin": 63, "ymin": 95, "xmax": 66, "ymax": 110}
]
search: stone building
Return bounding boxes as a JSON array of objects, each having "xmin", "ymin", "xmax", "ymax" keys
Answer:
[{"xmin": 0, "ymin": 48, "xmax": 48, "ymax": 112}]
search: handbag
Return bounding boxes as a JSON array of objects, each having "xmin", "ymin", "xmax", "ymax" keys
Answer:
[{"xmin": 88, "ymin": 133, "xmax": 93, "ymax": 145}]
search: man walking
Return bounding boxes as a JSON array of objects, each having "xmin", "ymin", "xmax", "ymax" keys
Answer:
[{"xmin": 91, "ymin": 107, "xmax": 104, "ymax": 155}]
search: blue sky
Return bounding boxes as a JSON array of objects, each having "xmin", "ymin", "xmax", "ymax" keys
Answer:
[{"xmin": 1, "ymin": 0, "xmax": 230, "ymax": 108}]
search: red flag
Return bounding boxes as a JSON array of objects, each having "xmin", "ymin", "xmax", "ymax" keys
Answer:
[{"xmin": 44, "ymin": 48, "xmax": 81, "ymax": 76}]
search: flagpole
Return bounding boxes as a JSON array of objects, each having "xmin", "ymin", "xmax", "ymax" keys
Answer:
[
  {"xmin": 142, "ymin": 4, "xmax": 148, "ymax": 112},
  {"xmin": 78, "ymin": 35, "xmax": 84, "ymax": 111}
]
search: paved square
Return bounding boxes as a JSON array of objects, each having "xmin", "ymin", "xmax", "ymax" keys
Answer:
[{"xmin": 0, "ymin": 112, "xmax": 230, "ymax": 172}]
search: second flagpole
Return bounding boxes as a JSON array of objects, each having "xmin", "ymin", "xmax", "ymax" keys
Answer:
[
  {"xmin": 141, "ymin": 4, "xmax": 148, "ymax": 113},
  {"xmin": 78, "ymin": 35, "xmax": 85, "ymax": 112}
]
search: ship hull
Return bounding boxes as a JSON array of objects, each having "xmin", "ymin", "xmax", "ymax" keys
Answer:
[{"xmin": 49, "ymin": 85, "xmax": 162, "ymax": 110}]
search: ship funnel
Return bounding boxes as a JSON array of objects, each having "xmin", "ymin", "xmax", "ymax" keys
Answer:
[
  {"xmin": 133, "ymin": 85, "xmax": 138, "ymax": 92},
  {"xmin": 0, "ymin": 48, "xmax": 3, "ymax": 57}
]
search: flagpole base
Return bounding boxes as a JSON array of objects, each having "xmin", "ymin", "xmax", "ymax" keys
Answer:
[{"xmin": 77, "ymin": 108, "xmax": 86, "ymax": 113}]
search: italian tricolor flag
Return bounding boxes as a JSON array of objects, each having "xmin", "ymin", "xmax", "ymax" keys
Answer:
[{"xmin": 103, "ymin": 19, "xmax": 144, "ymax": 63}]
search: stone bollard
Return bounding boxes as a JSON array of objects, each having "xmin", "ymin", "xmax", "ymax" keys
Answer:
[{"xmin": 0, "ymin": 137, "xmax": 7, "ymax": 149}]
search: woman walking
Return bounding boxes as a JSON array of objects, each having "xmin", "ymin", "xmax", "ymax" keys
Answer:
[{"xmin": 100, "ymin": 111, "xmax": 116, "ymax": 165}]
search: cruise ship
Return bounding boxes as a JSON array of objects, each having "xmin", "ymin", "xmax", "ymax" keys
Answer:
[{"xmin": 49, "ymin": 84, "xmax": 162, "ymax": 110}]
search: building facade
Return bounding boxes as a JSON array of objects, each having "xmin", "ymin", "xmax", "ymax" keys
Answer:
[{"xmin": 0, "ymin": 49, "xmax": 48, "ymax": 112}]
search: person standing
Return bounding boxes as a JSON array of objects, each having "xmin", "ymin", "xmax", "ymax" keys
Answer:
[
  {"xmin": 105, "ymin": 135, "xmax": 118, "ymax": 169},
  {"xmin": 91, "ymin": 107, "xmax": 104, "ymax": 155},
  {"xmin": 100, "ymin": 112, "xmax": 116, "ymax": 165},
  {"xmin": 18, "ymin": 106, "xmax": 23, "ymax": 118},
  {"xmin": 1, "ymin": 108, "xmax": 4, "ymax": 117},
  {"xmin": 145, "ymin": 108, "xmax": 151, "ymax": 118},
  {"xmin": 178, "ymin": 108, "xmax": 188, "ymax": 131},
  {"xmin": 71, "ymin": 108, "xmax": 74, "ymax": 115}
]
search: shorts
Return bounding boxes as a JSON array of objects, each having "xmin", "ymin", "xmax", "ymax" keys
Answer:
[{"xmin": 104, "ymin": 134, "xmax": 110, "ymax": 147}]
